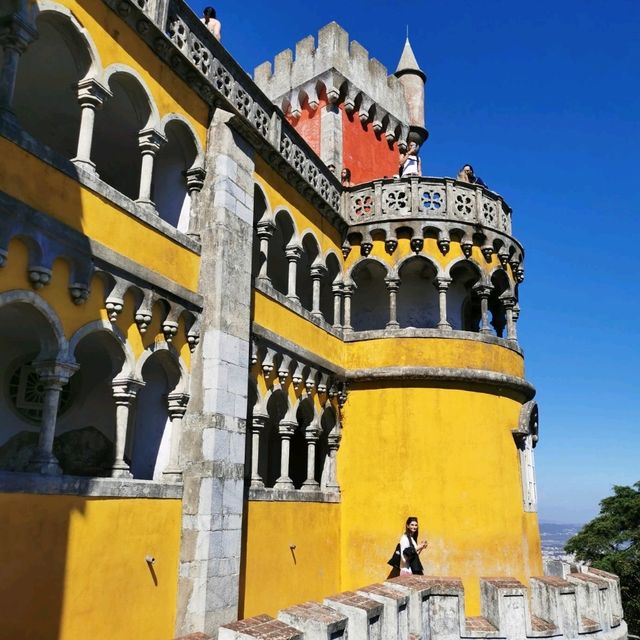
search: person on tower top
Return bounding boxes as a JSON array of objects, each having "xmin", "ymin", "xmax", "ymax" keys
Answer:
[
  {"xmin": 399, "ymin": 142, "xmax": 422, "ymax": 177},
  {"xmin": 201, "ymin": 7, "xmax": 221, "ymax": 41},
  {"xmin": 457, "ymin": 163, "xmax": 487, "ymax": 188}
]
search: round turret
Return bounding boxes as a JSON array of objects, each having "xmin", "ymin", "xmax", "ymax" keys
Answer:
[{"xmin": 394, "ymin": 37, "xmax": 428, "ymax": 146}]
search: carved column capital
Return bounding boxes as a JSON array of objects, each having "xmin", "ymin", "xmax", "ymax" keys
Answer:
[
  {"xmin": 112, "ymin": 377, "xmax": 145, "ymax": 403},
  {"xmin": 251, "ymin": 414, "xmax": 268, "ymax": 431},
  {"xmin": 138, "ymin": 128, "xmax": 166, "ymax": 155},
  {"xmin": 310, "ymin": 264, "xmax": 327, "ymax": 279},
  {"xmin": 284, "ymin": 245, "xmax": 302, "ymax": 262},
  {"xmin": 473, "ymin": 283, "xmax": 493, "ymax": 299},
  {"xmin": 256, "ymin": 219, "xmax": 275, "ymax": 240},
  {"xmin": 278, "ymin": 420, "xmax": 297, "ymax": 436},
  {"xmin": 33, "ymin": 359, "xmax": 79, "ymax": 388},
  {"xmin": 435, "ymin": 276, "xmax": 452, "ymax": 292},
  {"xmin": 385, "ymin": 276, "xmax": 400, "ymax": 292},
  {"xmin": 76, "ymin": 78, "xmax": 111, "ymax": 109},
  {"xmin": 185, "ymin": 167, "xmax": 206, "ymax": 194},
  {"xmin": 501, "ymin": 294, "xmax": 517, "ymax": 309},
  {"xmin": 0, "ymin": 12, "xmax": 37, "ymax": 52},
  {"xmin": 167, "ymin": 392, "xmax": 190, "ymax": 419}
]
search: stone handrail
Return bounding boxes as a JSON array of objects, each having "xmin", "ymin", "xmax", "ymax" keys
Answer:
[{"xmin": 344, "ymin": 177, "xmax": 513, "ymax": 236}]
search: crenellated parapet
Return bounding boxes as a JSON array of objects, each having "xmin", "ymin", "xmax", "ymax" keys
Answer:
[
  {"xmin": 254, "ymin": 22, "xmax": 418, "ymax": 145},
  {"xmin": 220, "ymin": 569, "xmax": 628, "ymax": 640}
]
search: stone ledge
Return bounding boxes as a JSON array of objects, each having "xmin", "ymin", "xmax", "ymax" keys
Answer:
[
  {"xmin": 0, "ymin": 471, "xmax": 183, "ymax": 499},
  {"xmin": 248, "ymin": 487, "xmax": 340, "ymax": 503}
]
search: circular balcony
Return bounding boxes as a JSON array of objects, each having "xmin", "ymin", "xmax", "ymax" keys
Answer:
[{"xmin": 343, "ymin": 177, "xmax": 512, "ymax": 237}]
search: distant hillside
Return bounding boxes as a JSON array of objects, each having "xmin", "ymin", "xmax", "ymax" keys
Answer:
[{"xmin": 540, "ymin": 522, "xmax": 582, "ymax": 557}]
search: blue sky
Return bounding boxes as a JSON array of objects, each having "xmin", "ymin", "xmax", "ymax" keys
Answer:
[{"xmin": 193, "ymin": 0, "xmax": 640, "ymax": 524}]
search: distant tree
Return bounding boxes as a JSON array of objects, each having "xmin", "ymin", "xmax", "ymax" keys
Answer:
[{"xmin": 565, "ymin": 482, "xmax": 640, "ymax": 635}]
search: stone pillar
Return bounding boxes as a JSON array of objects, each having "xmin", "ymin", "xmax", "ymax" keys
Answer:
[
  {"xmin": 342, "ymin": 284, "xmax": 354, "ymax": 331},
  {"xmin": 162, "ymin": 392, "xmax": 190, "ymax": 482},
  {"xmin": 310, "ymin": 264, "xmax": 327, "ymax": 320},
  {"xmin": 255, "ymin": 220, "xmax": 275, "ymax": 285},
  {"xmin": 323, "ymin": 432, "xmax": 341, "ymax": 492},
  {"xmin": 0, "ymin": 10, "xmax": 37, "ymax": 122},
  {"xmin": 385, "ymin": 277, "xmax": 400, "ymax": 329},
  {"xmin": 27, "ymin": 360, "xmax": 79, "ymax": 475},
  {"xmin": 285, "ymin": 245, "xmax": 302, "ymax": 303},
  {"xmin": 249, "ymin": 414, "xmax": 266, "ymax": 488},
  {"xmin": 185, "ymin": 167, "xmax": 207, "ymax": 238},
  {"xmin": 474, "ymin": 284, "xmax": 493, "ymax": 335},
  {"xmin": 72, "ymin": 78, "xmax": 111, "ymax": 174},
  {"xmin": 301, "ymin": 425, "xmax": 320, "ymax": 491},
  {"xmin": 111, "ymin": 378, "xmax": 144, "ymax": 479},
  {"xmin": 320, "ymin": 103, "xmax": 343, "ymax": 171},
  {"xmin": 273, "ymin": 420, "xmax": 296, "ymax": 490},
  {"xmin": 137, "ymin": 128, "xmax": 165, "ymax": 207},
  {"xmin": 332, "ymin": 283, "xmax": 342, "ymax": 329},
  {"xmin": 502, "ymin": 295, "xmax": 518, "ymax": 342},
  {"xmin": 176, "ymin": 109, "xmax": 256, "ymax": 636},
  {"xmin": 435, "ymin": 276, "xmax": 452, "ymax": 331}
]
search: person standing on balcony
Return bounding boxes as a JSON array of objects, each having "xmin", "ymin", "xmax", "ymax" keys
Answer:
[
  {"xmin": 201, "ymin": 7, "xmax": 221, "ymax": 41},
  {"xmin": 399, "ymin": 142, "xmax": 422, "ymax": 177},
  {"xmin": 341, "ymin": 167, "xmax": 353, "ymax": 187},
  {"xmin": 456, "ymin": 164, "xmax": 487, "ymax": 188}
]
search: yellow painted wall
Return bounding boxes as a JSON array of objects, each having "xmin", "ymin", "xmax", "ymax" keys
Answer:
[
  {"xmin": 0, "ymin": 493, "xmax": 182, "ymax": 640},
  {"xmin": 241, "ymin": 500, "xmax": 341, "ymax": 618},
  {"xmin": 338, "ymin": 384, "xmax": 543, "ymax": 614},
  {"xmin": 0, "ymin": 139, "xmax": 200, "ymax": 292}
]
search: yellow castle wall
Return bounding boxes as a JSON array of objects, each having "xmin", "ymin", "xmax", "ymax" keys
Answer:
[
  {"xmin": 240, "ymin": 500, "xmax": 341, "ymax": 619},
  {"xmin": 0, "ymin": 493, "xmax": 182, "ymax": 640}
]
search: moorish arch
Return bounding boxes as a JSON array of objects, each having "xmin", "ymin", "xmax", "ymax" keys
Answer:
[{"xmin": 349, "ymin": 257, "xmax": 390, "ymax": 331}]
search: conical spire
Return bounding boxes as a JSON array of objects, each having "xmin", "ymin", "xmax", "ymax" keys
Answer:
[{"xmin": 394, "ymin": 37, "xmax": 426, "ymax": 81}]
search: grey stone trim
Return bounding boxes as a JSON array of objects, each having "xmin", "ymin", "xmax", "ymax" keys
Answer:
[
  {"xmin": 251, "ymin": 323, "xmax": 345, "ymax": 377},
  {"xmin": 247, "ymin": 487, "xmax": 340, "ymax": 503},
  {"xmin": 346, "ymin": 367, "xmax": 536, "ymax": 400},
  {"xmin": 254, "ymin": 280, "xmax": 343, "ymax": 339},
  {"xmin": 0, "ymin": 190, "xmax": 203, "ymax": 310},
  {"xmin": 98, "ymin": 0, "xmax": 344, "ymax": 228},
  {"xmin": 0, "ymin": 118, "xmax": 201, "ymax": 253},
  {"xmin": 344, "ymin": 327, "xmax": 524, "ymax": 355},
  {"xmin": 0, "ymin": 471, "xmax": 183, "ymax": 499}
]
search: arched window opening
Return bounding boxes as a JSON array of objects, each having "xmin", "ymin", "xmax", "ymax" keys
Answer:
[
  {"xmin": 397, "ymin": 257, "xmax": 439, "ymax": 328},
  {"xmin": 351, "ymin": 261, "xmax": 388, "ymax": 331},
  {"xmin": 448, "ymin": 262, "xmax": 481, "ymax": 331},
  {"xmin": 320, "ymin": 253, "xmax": 341, "ymax": 323},
  {"xmin": 153, "ymin": 120, "xmax": 198, "ymax": 230},
  {"xmin": 252, "ymin": 186, "xmax": 269, "ymax": 280},
  {"xmin": 93, "ymin": 72, "xmax": 151, "ymax": 199},
  {"xmin": 267, "ymin": 212, "xmax": 294, "ymax": 296},
  {"xmin": 130, "ymin": 351, "xmax": 180, "ymax": 480},
  {"xmin": 317, "ymin": 406, "xmax": 336, "ymax": 488},
  {"xmin": 297, "ymin": 235, "xmax": 319, "ymax": 312},
  {"xmin": 13, "ymin": 12, "xmax": 91, "ymax": 158},
  {"xmin": 0, "ymin": 302, "xmax": 61, "ymax": 472},
  {"xmin": 262, "ymin": 390, "xmax": 287, "ymax": 488},
  {"xmin": 292, "ymin": 399, "xmax": 314, "ymax": 489},
  {"xmin": 489, "ymin": 270, "xmax": 510, "ymax": 337}
]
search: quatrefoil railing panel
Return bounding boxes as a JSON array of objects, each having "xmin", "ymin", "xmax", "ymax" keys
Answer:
[{"xmin": 345, "ymin": 177, "xmax": 511, "ymax": 234}]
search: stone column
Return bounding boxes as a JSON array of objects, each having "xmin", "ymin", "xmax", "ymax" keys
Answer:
[
  {"xmin": 185, "ymin": 167, "xmax": 207, "ymax": 238},
  {"xmin": 72, "ymin": 78, "xmax": 111, "ymax": 174},
  {"xmin": 0, "ymin": 11, "xmax": 37, "ymax": 122},
  {"xmin": 474, "ymin": 284, "xmax": 493, "ymax": 335},
  {"xmin": 332, "ymin": 283, "xmax": 342, "ymax": 329},
  {"xmin": 176, "ymin": 108, "xmax": 257, "ymax": 636},
  {"xmin": 162, "ymin": 392, "xmax": 190, "ymax": 482},
  {"xmin": 385, "ymin": 277, "xmax": 400, "ymax": 329},
  {"xmin": 285, "ymin": 245, "xmax": 302, "ymax": 303},
  {"xmin": 323, "ymin": 432, "xmax": 341, "ymax": 492},
  {"xmin": 502, "ymin": 295, "xmax": 518, "ymax": 342},
  {"xmin": 301, "ymin": 426, "xmax": 320, "ymax": 491},
  {"xmin": 137, "ymin": 128, "xmax": 165, "ymax": 207},
  {"xmin": 27, "ymin": 360, "xmax": 79, "ymax": 475},
  {"xmin": 310, "ymin": 264, "xmax": 327, "ymax": 320},
  {"xmin": 255, "ymin": 220, "xmax": 275, "ymax": 285},
  {"xmin": 435, "ymin": 276, "xmax": 452, "ymax": 331},
  {"xmin": 111, "ymin": 378, "xmax": 144, "ymax": 478},
  {"xmin": 342, "ymin": 284, "xmax": 354, "ymax": 331},
  {"xmin": 249, "ymin": 414, "xmax": 266, "ymax": 488},
  {"xmin": 274, "ymin": 420, "xmax": 296, "ymax": 490}
]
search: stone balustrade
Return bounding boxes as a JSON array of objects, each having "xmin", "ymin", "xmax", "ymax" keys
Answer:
[
  {"xmin": 219, "ymin": 569, "xmax": 628, "ymax": 640},
  {"xmin": 344, "ymin": 178, "xmax": 512, "ymax": 236}
]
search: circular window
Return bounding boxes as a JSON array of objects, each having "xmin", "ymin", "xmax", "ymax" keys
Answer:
[{"xmin": 8, "ymin": 362, "xmax": 73, "ymax": 423}]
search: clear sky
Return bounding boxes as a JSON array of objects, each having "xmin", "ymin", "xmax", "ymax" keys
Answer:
[{"xmin": 192, "ymin": 0, "xmax": 640, "ymax": 524}]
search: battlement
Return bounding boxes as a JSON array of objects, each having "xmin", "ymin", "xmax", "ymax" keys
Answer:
[
  {"xmin": 254, "ymin": 23, "xmax": 416, "ymax": 142},
  {"xmin": 219, "ymin": 569, "xmax": 628, "ymax": 640}
]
